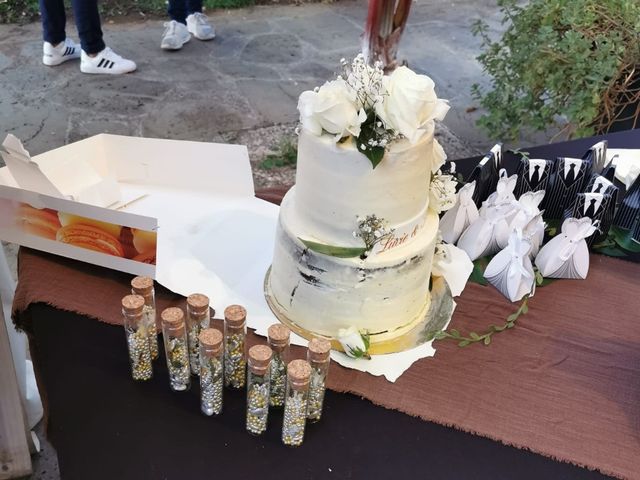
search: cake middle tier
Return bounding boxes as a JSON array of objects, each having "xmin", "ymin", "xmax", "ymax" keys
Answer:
[
  {"xmin": 294, "ymin": 130, "xmax": 436, "ymax": 247},
  {"xmin": 268, "ymin": 189, "xmax": 439, "ymax": 339}
]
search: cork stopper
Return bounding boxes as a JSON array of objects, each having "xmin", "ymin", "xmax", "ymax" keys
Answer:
[
  {"xmin": 224, "ymin": 305, "xmax": 247, "ymax": 328},
  {"xmin": 308, "ymin": 338, "xmax": 332, "ymax": 363},
  {"xmin": 287, "ymin": 359, "xmax": 312, "ymax": 390},
  {"xmin": 187, "ymin": 293, "xmax": 209, "ymax": 312},
  {"xmin": 199, "ymin": 328, "xmax": 223, "ymax": 357},
  {"xmin": 248, "ymin": 344, "xmax": 273, "ymax": 375},
  {"xmin": 131, "ymin": 276, "xmax": 153, "ymax": 295},
  {"xmin": 122, "ymin": 294, "xmax": 145, "ymax": 315},
  {"xmin": 268, "ymin": 324, "xmax": 290, "ymax": 349},
  {"xmin": 161, "ymin": 307, "xmax": 185, "ymax": 335}
]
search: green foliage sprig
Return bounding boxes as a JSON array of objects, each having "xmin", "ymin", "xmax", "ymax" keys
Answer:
[
  {"xmin": 435, "ymin": 256, "xmax": 553, "ymax": 347},
  {"xmin": 471, "ymin": 0, "xmax": 640, "ymax": 141},
  {"xmin": 259, "ymin": 139, "xmax": 297, "ymax": 170},
  {"xmin": 347, "ymin": 331, "xmax": 371, "ymax": 360},
  {"xmin": 434, "ymin": 296, "xmax": 529, "ymax": 347},
  {"xmin": 592, "ymin": 226, "xmax": 640, "ymax": 257}
]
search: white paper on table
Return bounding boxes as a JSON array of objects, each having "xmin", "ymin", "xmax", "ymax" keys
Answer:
[
  {"xmin": 326, "ymin": 299, "xmax": 457, "ymax": 383},
  {"xmin": 608, "ymin": 149, "xmax": 640, "ymax": 189},
  {"xmin": 119, "ymin": 185, "xmax": 281, "ymax": 326}
]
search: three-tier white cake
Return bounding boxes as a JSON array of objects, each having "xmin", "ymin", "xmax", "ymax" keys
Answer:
[{"xmin": 266, "ymin": 58, "xmax": 451, "ymax": 348}]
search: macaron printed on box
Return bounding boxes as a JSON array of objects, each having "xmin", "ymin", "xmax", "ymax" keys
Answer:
[{"xmin": 0, "ymin": 134, "xmax": 280, "ymax": 298}]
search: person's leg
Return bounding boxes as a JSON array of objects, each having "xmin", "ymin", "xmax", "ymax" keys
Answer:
[
  {"xmin": 185, "ymin": 0, "xmax": 203, "ymax": 16},
  {"xmin": 40, "ymin": 0, "xmax": 82, "ymax": 66},
  {"xmin": 168, "ymin": 0, "xmax": 188, "ymax": 24},
  {"xmin": 39, "ymin": 0, "xmax": 66, "ymax": 46},
  {"xmin": 185, "ymin": 0, "xmax": 215, "ymax": 41},
  {"xmin": 71, "ymin": 0, "xmax": 105, "ymax": 55},
  {"xmin": 161, "ymin": 0, "xmax": 191, "ymax": 50},
  {"xmin": 71, "ymin": 0, "xmax": 136, "ymax": 74}
]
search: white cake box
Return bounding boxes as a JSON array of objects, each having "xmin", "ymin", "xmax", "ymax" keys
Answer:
[{"xmin": 0, "ymin": 134, "xmax": 280, "ymax": 317}]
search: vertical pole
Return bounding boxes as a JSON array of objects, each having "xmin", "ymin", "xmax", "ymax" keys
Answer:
[{"xmin": 0, "ymin": 300, "xmax": 32, "ymax": 479}]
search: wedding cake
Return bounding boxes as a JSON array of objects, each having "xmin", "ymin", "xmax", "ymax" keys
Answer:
[{"xmin": 266, "ymin": 56, "xmax": 462, "ymax": 355}]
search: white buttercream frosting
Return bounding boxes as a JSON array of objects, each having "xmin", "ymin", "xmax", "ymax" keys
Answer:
[
  {"xmin": 293, "ymin": 130, "xmax": 442, "ymax": 248},
  {"xmin": 268, "ymin": 128, "xmax": 444, "ymax": 341},
  {"xmin": 269, "ymin": 189, "xmax": 438, "ymax": 338}
]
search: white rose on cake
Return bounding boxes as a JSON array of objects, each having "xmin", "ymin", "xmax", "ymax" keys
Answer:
[
  {"xmin": 298, "ymin": 78, "xmax": 367, "ymax": 142},
  {"xmin": 337, "ymin": 326, "xmax": 370, "ymax": 359},
  {"xmin": 375, "ymin": 66, "xmax": 450, "ymax": 144}
]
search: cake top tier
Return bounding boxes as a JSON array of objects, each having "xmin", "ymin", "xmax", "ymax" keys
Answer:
[{"xmin": 292, "ymin": 57, "xmax": 451, "ymax": 253}]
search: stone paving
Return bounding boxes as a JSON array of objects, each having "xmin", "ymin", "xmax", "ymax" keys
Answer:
[
  {"xmin": 0, "ymin": 1, "xmax": 505, "ymax": 478},
  {"xmin": 0, "ymin": 0, "xmax": 504, "ymax": 167}
]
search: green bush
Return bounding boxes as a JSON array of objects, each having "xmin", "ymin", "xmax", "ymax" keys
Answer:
[
  {"xmin": 0, "ymin": 0, "xmax": 40, "ymax": 23},
  {"xmin": 259, "ymin": 138, "xmax": 297, "ymax": 170},
  {"xmin": 472, "ymin": 0, "xmax": 640, "ymax": 141}
]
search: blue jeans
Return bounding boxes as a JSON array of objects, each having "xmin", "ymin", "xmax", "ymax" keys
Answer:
[
  {"xmin": 39, "ymin": 0, "xmax": 105, "ymax": 54},
  {"xmin": 168, "ymin": 0, "xmax": 203, "ymax": 24}
]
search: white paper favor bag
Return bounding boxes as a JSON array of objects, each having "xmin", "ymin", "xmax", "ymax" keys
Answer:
[
  {"xmin": 457, "ymin": 204, "xmax": 511, "ymax": 261},
  {"xmin": 484, "ymin": 229, "xmax": 535, "ymax": 302},
  {"xmin": 440, "ymin": 181, "xmax": 479, "ymax": 244},
  {"xmin": 535, "ymin": 217, "xmax": 598, "ymax": 279}
]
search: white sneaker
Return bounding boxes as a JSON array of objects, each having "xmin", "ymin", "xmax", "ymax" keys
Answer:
[
  {"xmin": 161, "ymin": 20, "xmax": 191, "ymax": 50},
  {"xmin": 80, "ymin": 47, "xmax": 137, "ymax": 75},
  {"xmin": 42, "ymin": 38, "xmax": 81, "ymax": 66},
  {"xmin": 186, "ymin": 13, "xmax": 216, "ymax": 40}
]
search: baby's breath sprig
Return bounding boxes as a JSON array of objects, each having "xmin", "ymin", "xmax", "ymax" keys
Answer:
[
  {"xmin": 354, "ymin": 214, "xmax": 395, "ymax": 258},
  {"xmin": 340, "ymin": 55, "xmax": 401, "ymax": 168}
]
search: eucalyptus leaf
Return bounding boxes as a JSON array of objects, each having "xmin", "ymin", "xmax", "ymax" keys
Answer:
[
  {"xmin": 364, "ymin": 146, "xmax": 385, "ymax": 169},
  {"xmin": 458, "ymin": 340, "xmax": 470, "ymax": 347},
  {"xmin": 469, "ymin": 257, "xmax": 490, "ymax": 286},
  {"xmin": 470, "ymin": 332, "xmax": 480, "ymax": 340},
  {"xmin": 299, "ymin": 239, "xmax": 367, "ymax": 258},
  {"xmin": 610, "ymin": 226, "xmax": 640, "ymax": 253},
  {"xmin": 484, "ymin": 336, "xmax": 491, "ymax": 345}
]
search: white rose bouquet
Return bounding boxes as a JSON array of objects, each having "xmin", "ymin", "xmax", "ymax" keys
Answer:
[{"xmin": 297, "ymin": 55, "xmax": 448, "ymax": 169}]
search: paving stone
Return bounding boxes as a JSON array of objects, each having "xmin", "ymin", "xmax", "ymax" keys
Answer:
[
  {"xmin": 67, "ymin": 116, "xmax": 140, "ymax": 144},
  {"xmin": 236, "ymin": 78, "xmax": 317, "ymax": 125},
  {"xmin": 273, "ymin": 10, "xmax": 362, "ymax": 52},
  {"xmin": 0, "ymin": 50, "xmax": 12, "ymax": 71},
  {"xmin": 142, "ymin": 88, "xmax": 260, "ymax": 139},
  {"xmin": 240, "ymin": 33, "xmax": 303, "ymax": 64}
]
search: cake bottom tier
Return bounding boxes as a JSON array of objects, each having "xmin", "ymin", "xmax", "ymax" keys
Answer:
[{"xmin": 267, "ymin": 189, "xmax": 439, "ymax": 342}]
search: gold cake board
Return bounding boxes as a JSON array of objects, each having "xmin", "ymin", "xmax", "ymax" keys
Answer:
[{"xmin": 264, "ymin": 267, "xmax": 455, "ymax": 355}]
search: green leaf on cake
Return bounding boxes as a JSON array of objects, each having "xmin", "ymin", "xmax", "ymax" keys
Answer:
[
  {"xmin": 355, "ymin": 111, "xmax": 390, "ymax": 169},
  {"xmin": 364, "ymin": 146, "xmax": 385, "ymax": 169},
  {"xmin": 299, "ymin": 238, "xmax": 368, "ymax": 258}
]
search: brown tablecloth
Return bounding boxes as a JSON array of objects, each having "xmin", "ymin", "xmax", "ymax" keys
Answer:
[{"xmin": 12, "ymin": 187, "xmax": 640, "ymax": 480}]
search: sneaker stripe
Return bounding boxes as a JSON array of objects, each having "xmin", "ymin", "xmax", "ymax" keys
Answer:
[
  {"xmin": 97, "ymin": 58, "xmax": 106, "ymax": 68},
  {"xmin": 108, "ymin": 61, "xmax": 114, "ymax": 69}
]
